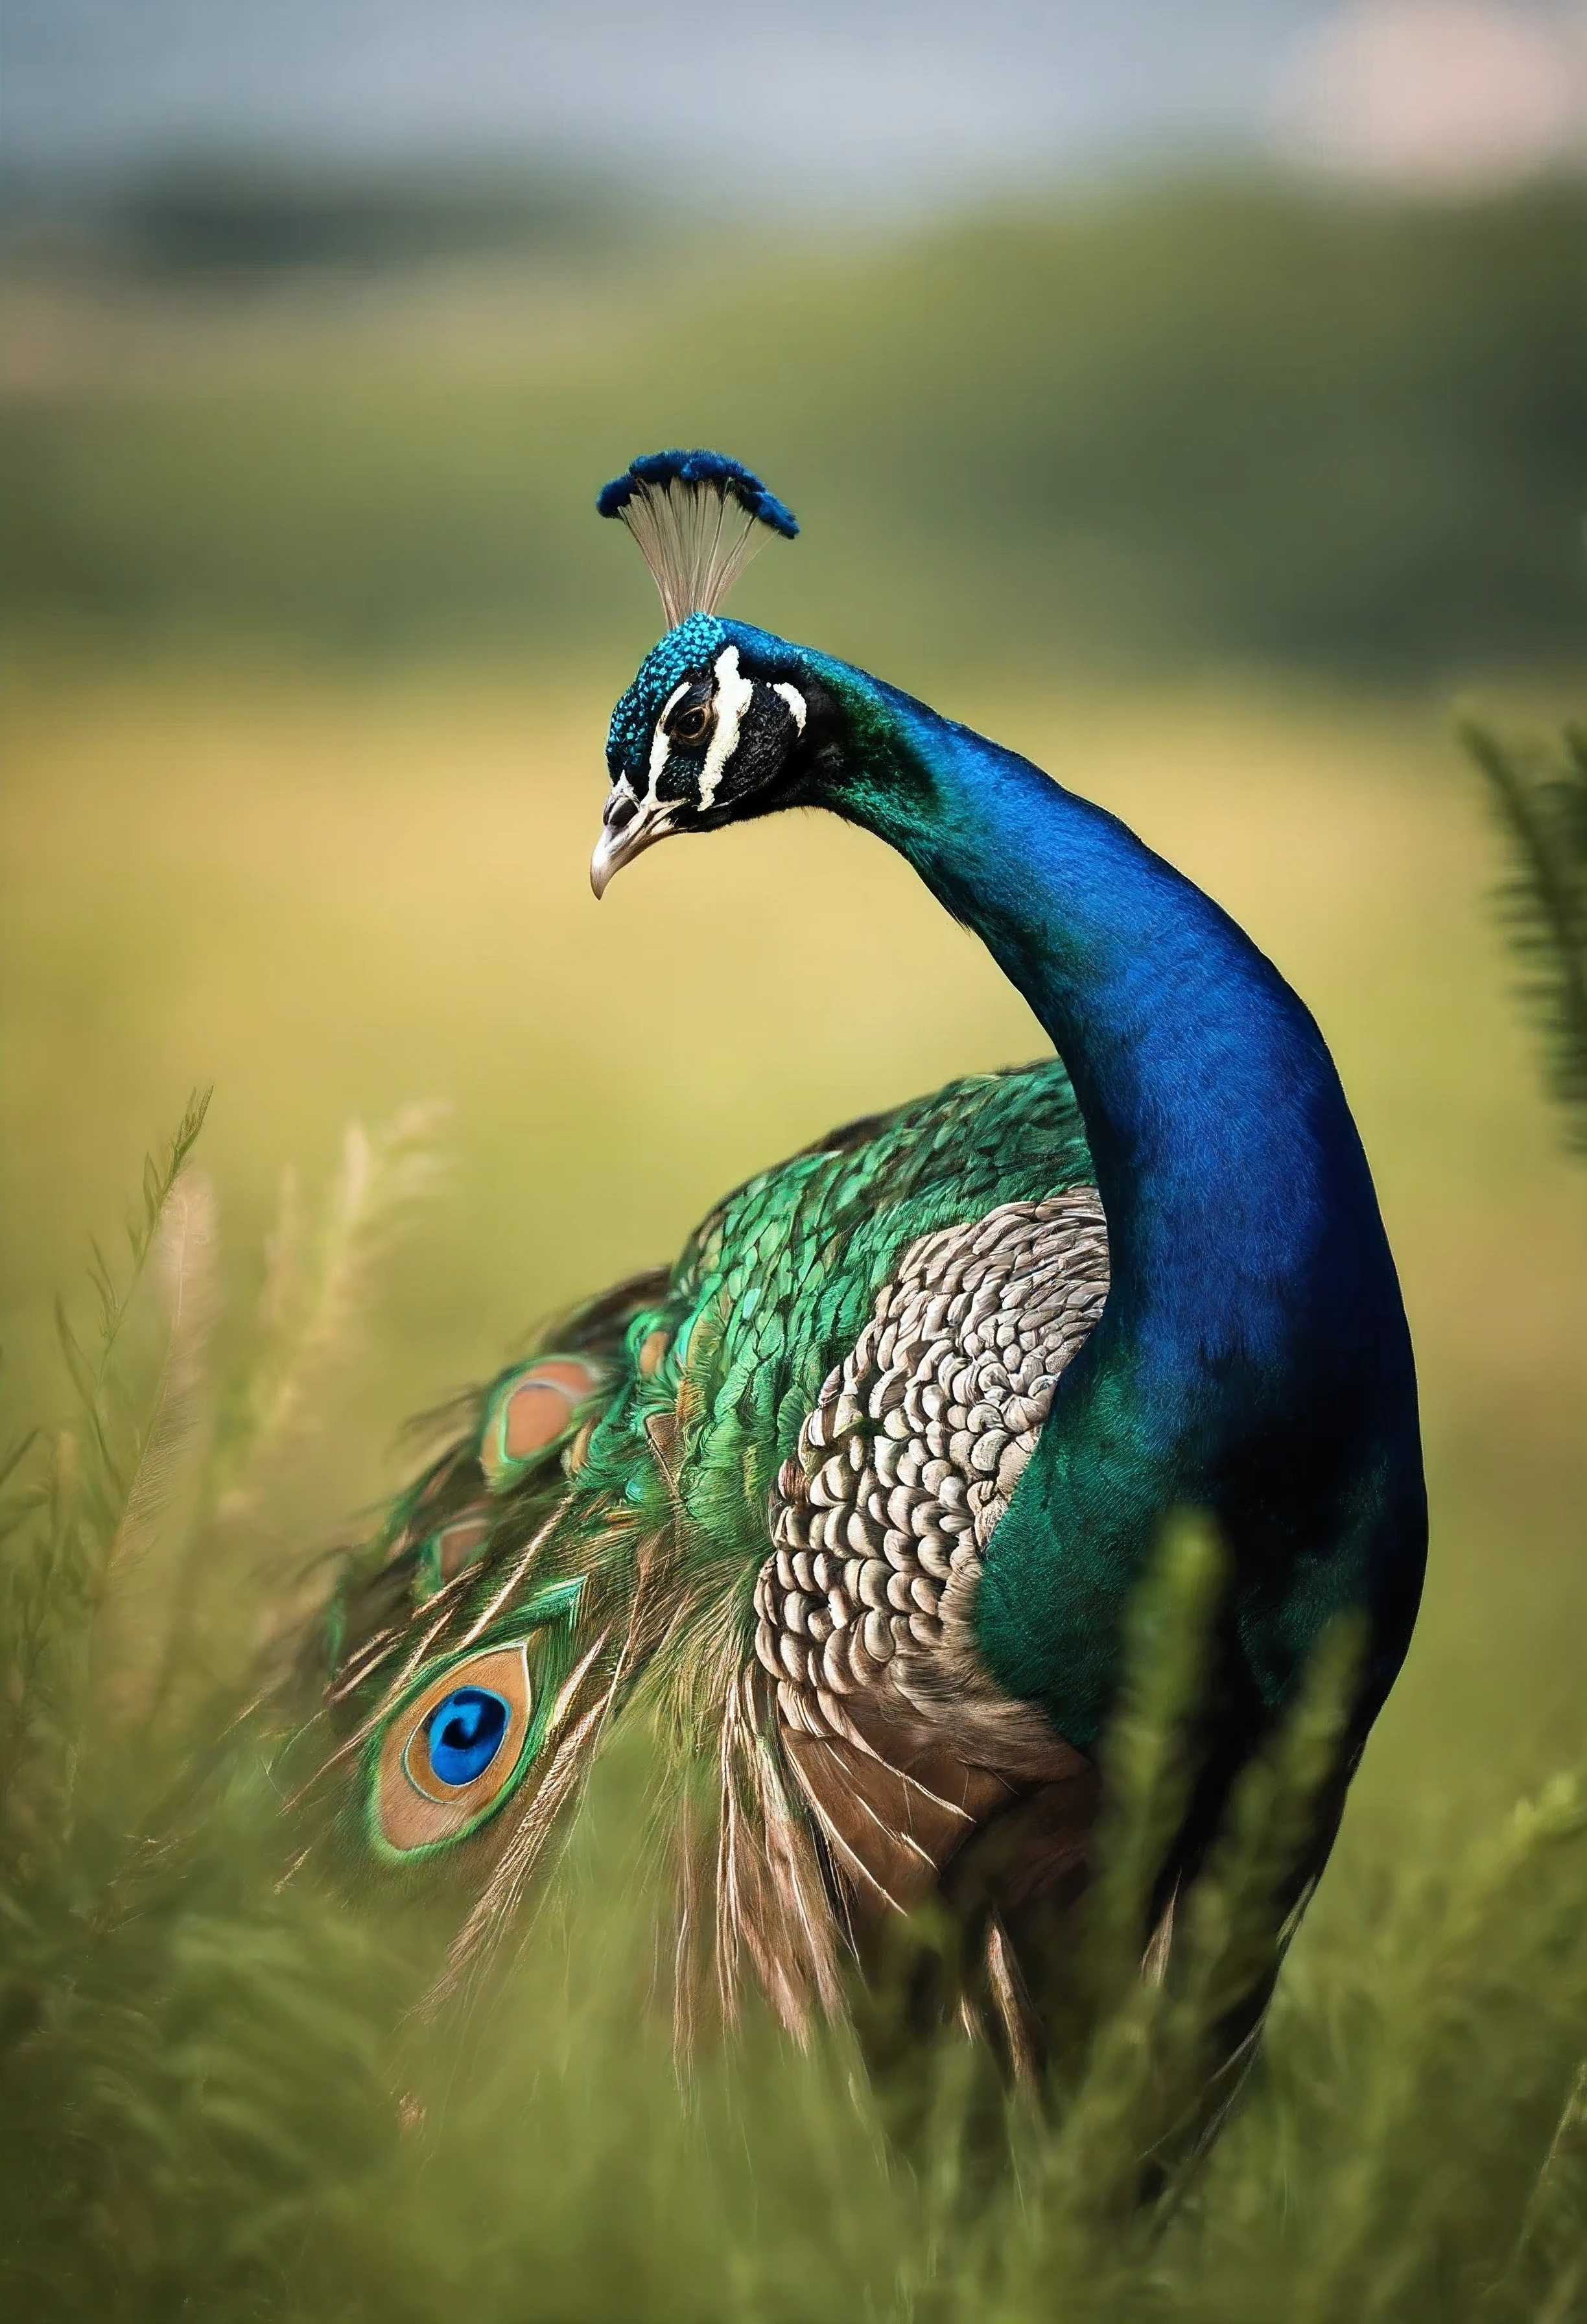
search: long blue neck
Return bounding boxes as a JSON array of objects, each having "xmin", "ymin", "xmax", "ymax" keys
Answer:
[
  {"xmin": 830, "ymin": 669, "xmax": 1363, "ymax": 1373},
  {"xmin": 797, "ymin": 649, "xmax": 1425, "ymax": 1745}
]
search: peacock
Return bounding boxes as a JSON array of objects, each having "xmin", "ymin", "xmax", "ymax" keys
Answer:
[{"xmin": 315, "ymin": 449, "xmax": 1426, "ymax": 2135}]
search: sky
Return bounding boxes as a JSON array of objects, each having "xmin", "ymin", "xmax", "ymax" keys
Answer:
[{"xmin": 3, "ymin": 0, "xmax": 1581, "ymax": 215}]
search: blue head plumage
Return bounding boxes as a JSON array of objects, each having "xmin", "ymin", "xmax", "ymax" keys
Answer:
[{"xmin": 605, "ymin": 613, "xmax": 729, "ymax": 776}]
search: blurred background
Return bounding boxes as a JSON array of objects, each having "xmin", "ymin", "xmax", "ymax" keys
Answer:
[{"xmin": 2, "ymin": 1, "xmax": 1583, "ymax": 1822}]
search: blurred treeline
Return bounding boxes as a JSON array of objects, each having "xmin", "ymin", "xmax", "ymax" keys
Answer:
[
  {"xmin": 3, "ymin": 173, "xmax": 1582, "ymax": 680},
  {"xmin": 4, "ymin": 160, "xmax": 633, "ymax": 274}
]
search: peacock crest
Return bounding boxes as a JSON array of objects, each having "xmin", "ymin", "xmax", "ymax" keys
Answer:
[{"xmin": 596, "ymin": 447, "xmax": 797, "ymax": 627}]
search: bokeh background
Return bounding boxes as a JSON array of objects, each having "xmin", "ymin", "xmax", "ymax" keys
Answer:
[{"xmin": 2, "ymin": 0, "xmax": 1583, "ymax": 1845}]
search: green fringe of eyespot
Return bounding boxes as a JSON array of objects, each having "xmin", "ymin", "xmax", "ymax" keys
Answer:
[{"xmin": 361, "ymin": 1578, "xmax": 587, "ymax": 1867}]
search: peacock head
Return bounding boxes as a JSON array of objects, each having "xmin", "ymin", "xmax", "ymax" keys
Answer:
[{"xmin": 593, "ymin": 450, "xmax": 827, "ymax": 896}]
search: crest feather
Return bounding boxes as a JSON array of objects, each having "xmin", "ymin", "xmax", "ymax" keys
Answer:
[{"xmin": 597, "ymin": 448, "xmax": 798, "ymax": 626}]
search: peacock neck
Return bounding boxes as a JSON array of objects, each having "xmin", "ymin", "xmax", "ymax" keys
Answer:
[
  {"xmin": 801, "ymin": 654, "xmax": 1422, "ymax": 1742},
  {"xmin": 815, "ymin": 662, "xmax": 1381, "ymax": 1364}
]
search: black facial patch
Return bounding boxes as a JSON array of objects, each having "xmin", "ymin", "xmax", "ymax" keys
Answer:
[
  {"xmin": 699, "ymin": 682, "xmax": 801, "ymax": 816},
  {"xmin": 654, "ymin": 757, "xmax": 698, "ymax": 806}
]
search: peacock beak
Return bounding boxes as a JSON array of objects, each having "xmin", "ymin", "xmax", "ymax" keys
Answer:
[{"xmin": 589, "ymin": 782, "xmax": 677, "ymax": 898}]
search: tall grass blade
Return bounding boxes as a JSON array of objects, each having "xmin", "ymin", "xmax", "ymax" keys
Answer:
[{"xmin": 90, "ymin": 1168, "xmax": 219, "ymax": 1733}]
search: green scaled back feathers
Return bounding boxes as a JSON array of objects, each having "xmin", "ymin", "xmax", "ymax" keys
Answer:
[{"xmin": 318, "ymin": 1061, "xmax": 1091, "ymax": 2022}]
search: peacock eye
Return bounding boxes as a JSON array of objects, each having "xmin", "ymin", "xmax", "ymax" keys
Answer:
[
  {"xmin": 423, "ymin": 1686, "xmax": 508, "ymax": 1786},
  {"xmin": 670, "ymin": 700, "xmax": 712, "ymax": 746}
]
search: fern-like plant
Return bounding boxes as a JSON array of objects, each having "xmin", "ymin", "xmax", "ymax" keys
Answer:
[
  {"xmin": 1461, "ymin": 715, "xmax": 1587, "ymax": 1157},
  {"xmin": 0, "ymin": 1101, "xmax": 449, "ymax": 2321}
]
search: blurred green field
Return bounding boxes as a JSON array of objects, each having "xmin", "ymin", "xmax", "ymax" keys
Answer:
[{"xmin": 3, "ymin": 647, "xmax": 1581, "ymax": 1818}]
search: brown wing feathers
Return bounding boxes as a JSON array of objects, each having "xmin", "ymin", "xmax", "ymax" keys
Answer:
[{"xmin": 729, "ymin": 1192, "xmax": 1112, "ymax": 2043}]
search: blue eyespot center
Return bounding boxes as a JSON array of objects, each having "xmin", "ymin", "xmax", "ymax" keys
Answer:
[{"xmin": 425, "ymin": 1687, "xmax": 510, "ymax": 1787}]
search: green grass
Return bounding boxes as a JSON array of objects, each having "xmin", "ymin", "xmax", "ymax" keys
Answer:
[{"xmin": 1, "ymin": 646, "xmax": 1582, "ymax": 2320}]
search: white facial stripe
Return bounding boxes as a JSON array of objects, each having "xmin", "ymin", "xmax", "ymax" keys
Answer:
[
  {"xmin": 698, "ymin": 646, "xmax": 756, "ymax": 813},
  {"xmin": 646, "ymin": 680, "xmax": 690, "ymax": 803},
  {"xmin": 772, "ymin": 682, "xmax": 806, "ymax": 733}
]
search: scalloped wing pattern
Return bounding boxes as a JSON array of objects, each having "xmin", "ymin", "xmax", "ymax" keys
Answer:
[{"xmin": 753, "ymin": 1194, "xmax": 1109, "ymax": 1917}]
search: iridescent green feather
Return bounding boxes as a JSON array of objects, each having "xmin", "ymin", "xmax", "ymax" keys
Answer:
[{"xmin": 317, "ymin": 1059, "xmax": 1092, "ymax": 1993}]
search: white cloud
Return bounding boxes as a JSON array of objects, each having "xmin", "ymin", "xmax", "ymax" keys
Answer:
[{"xmin": 1269, "ymin": 0, "xmax": 1584, "ymax": 190}]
